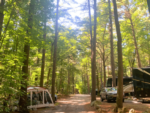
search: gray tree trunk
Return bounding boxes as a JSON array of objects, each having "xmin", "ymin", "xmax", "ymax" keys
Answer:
[
  {"xmin": 91, "ymin": 0, "xmax": 97, "ymax": 102},
  {"xmin": 129, "ymin": 17, "xmax": 141, "ymax": 68},
  {"xmin": 112, "ymin": 0, "xmax": 124, "ymax": 109},
  {"xmin": 19, "ymin": 0, "xmax": 35, "ymax": 112},
  {"xmin": 51, "ymin": 0, "xmax": 59, "ymax": 103},
  {"xmin": 0, "ymin": 0, "xmax": 5, "ymax": 41},
  {"xmin": 40, "ymin": 11, "xmax": 47, "ymax": 87},
  {"xmin": 108, "ymin": 0, "xmax": 116, "ymax": 87}
]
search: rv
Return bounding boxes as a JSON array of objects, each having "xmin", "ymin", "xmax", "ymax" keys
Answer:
[{"xmin": 133, "ymin": 67, "xmax": 150, "ymax": 102}]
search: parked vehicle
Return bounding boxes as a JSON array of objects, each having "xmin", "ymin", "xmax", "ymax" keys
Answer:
[
  {"xmin": 100, "ymin": 87, "xmax": 124, "ymax": 102},
  {"xmin": 123, "ymin": 83, "xmax": 134, "ymax": 97},
  {"xmin": 6, "ymin": 87, "xmax": 56, "ymax": 111},
  {"xmin": 106, "ymin": 77, "xmax": 134, "ymax": 97},
  {"xmin": 133, "ymin": 67, "xmax": 150, "ymax": 102},
  {"xmin": 107, "ymin": 77, "xmax": 133, "ymax": 87},
  {"xmin": 90, "ymin": 89, "xmax": 101, "ymax": 95}
]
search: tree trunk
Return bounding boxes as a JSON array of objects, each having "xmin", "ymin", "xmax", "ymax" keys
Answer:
[
  {"xmin": 47, "ymin": 43, "xmax": 53, "ymax": 81},
  {"xmin": 72, "ymin": 72, "xmax": 74, "ymax": 94},
  {"xmin": 40, "ymin": 12, "xmax": 47, "ymax": 87},
  {"xmin": 101, "ymin": 61, "xmax": 103, "ymax": 88},
  {"xmin": 108, "ymin": 0, "xmax": 116, "ymax": 87},
  {"xmin": 87, "ymin": 63, "xmax": 90, "ymax": 94},
  {"xmin": 0, "ymin": 0, "xmax": 5, "ymax": 41},
  {"xmin": 102, "ymin": 24, "xmax": 107, "ymax": 87},
  {"xmin": 129, "ymin": 17, "xmax": 141, "ymax": 68},
  {"xmin": 112, "ymin": 0, "xmax": 123, "ymax": 109},
  {"xmin": 91, "ymin": 0, "xmax": 97, "ymax": 102},
  {"xmin": 37, "ymin": 48, "xmax": 40, "ymax": 64},
  {"xmin": 58, "ymin": 68, "xmax": 62, "ymax": 93},
  {"xmin": 19, "ymin": 0, "xmax": 35, "ymax": 112},
  {"xmin": 87, "ymin": 73, "xmax": 90, "ymax": 94},
  {"xmin": 149, "ymin": 56, "xmax": 150, "ymax": 66},
  {"xmin": 103, "ymin": 58, "xmax": 106, "ymax": 87},
  {"xmin": 88, "ymin": 0, "xmax": 93, "ymax": 95},
  {"xmin": 51, "ymin": 0, "xmax": 59, "ymax": 103},
  {"xmin": 147, "ymin": 0, "xmax": 150, "ymax": 13},
  {"xmin": 67, "ymin": 65, "xmax": 70, "ymax": 94},
  {"xmin": 96, "ymin": 66, "xmax": 100, "ymax": 91},
  {"xmin": 88, "ymin": 0, "xmax": 92, "ymax": 48}
]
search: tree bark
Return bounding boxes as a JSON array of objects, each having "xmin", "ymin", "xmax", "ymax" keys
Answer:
[
  {"xmin": 72, "ymin": 72, "xmax": 74, "ymax": 94},
  {"xmin": 96, "ymin": 66, "xmax": 100, "ymax": 91},
  {"xmin": 112, "ymin": 0, "xmax": 123, "ymax": 109},
  {"xmin": 47, "ymin": 43, "xmax": 53, "ymax": 81},
  {"xmin": 91, "ymin": 0, "xmax": 97, "ymax": 102},
  {"xmin": 103, "ymin": 57, "xmax": 106, "ymax": 87},
  {"xmin": 37, "ymin": 48, "xmax": 40, "ymax": 64},
  {"xmin": 40, "ymin": 11, "xmax": 47, "ymax": 87},
  {"xmin": 108, "ymin": 0, "xmax": 116, "ymax": 87},
  {"xmin": 58, "ymin": 66, "xmax": 62, "ymax": 93},
  {"xmin": 19, "ymin": 0, "xmax": 35, "ymax": 112},
  {"xmin": 129, "ymin": 17, "xmax": 141, "ymax": 68},
  {"xmin": 149, "ymin": 56, "xmax": 150, "ymax": 66},
  {"xmin": 87, "ymin": 63, "xmax": 90, "ymax": 94},
  {"xmin": 51, "ymin": 0, "xmax": 59, "ymax": 103},
  {"xmin": 0, "ymin": 0, "xmax": 5, "ymax": 41},
  {"xmin": 88, "ymin": 0, "xmax": 94, "ymax": 97},
  {"xmin": 147, "ymin": 0, "xmax": 150, "ymax": 13},
  {"xmin": 102, "ymin": 24, "xmax": 107, "ymax": 87},
  {"xmin": 100, "ymin": 60, "xmax": 103, "ymax": 88},
  {"xmin": 88, "ymin": 0, "xmax": 92, "ymax": 48},
  {"xmin": 67, "ymin": 64, "xmax": 70, "ymax": 94}
]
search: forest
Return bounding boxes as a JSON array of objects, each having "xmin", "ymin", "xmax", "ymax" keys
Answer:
[{"xmin": 0, "ymin": 0, "xmax": 149, "ymax": 112}]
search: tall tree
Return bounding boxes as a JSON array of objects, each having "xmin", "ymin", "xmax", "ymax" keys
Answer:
[
  {"xmin": 0, "ymin": 0, "xmax": 5, "ymax": 40},
  {"xmin": 51, "ymin": 0, "xmax": 59, "ymax": 103},
  {"xmin": 47, "ymin": 43, "xmax": 53, "ymax": 81},
  {"xmin": 88, "ymin": 0, "xmax": 93, "ymax": 94},
  {"xmin": 129, "ymin": 14, "xmax": 141, "ymax": 68},
  {"xmin": 112, "ymin": 0, "xmax": 123, "ymax": 109},
  {"xmin": 108, "ymin": 0, "xmax": 116, "ymax": 87},
  {"xmin": 87, "ymin": 63, "xmax": 90, "ymax": 93},
  {"xmin": 19, "ymin": 0, "xmax": 35, "ymax": 112},
  {"xmin": 147, "ymin": 0, "xmax": 150, "ymax": 13},
  {"xmin": 88, "ymin": 0, "xmax": 92, "ymax": 47},
  {"xmin": 40, "ymin": 3, "xmax": 47, "ymax": 87},
  {"xmin": 91, "ymin": 0, "xmax": 97, "ymax": 102}
]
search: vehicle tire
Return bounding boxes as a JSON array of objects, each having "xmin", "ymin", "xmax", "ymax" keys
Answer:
[
  {"xmin": 107, "ymin": 99, "xmax": 110, "ymax": 102},
  {"xmin": 142, "ymin": 99, "xmax": 145, "ymax": 103},
  {"xmin": 123, "ymin": 98, "xmax": 124, "ymax": 102},
  {"xmin": 100, "ymin": 96, "xmax": 103, "ymax": 102}
]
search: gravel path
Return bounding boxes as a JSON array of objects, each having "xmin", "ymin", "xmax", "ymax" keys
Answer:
[
  {"xmin": 30, "ymin": 94, "xmax": 150, "ymax": 113},
  {"xmin": 33, "ymin": 94, "xmax": 98, "ymax": 113}
]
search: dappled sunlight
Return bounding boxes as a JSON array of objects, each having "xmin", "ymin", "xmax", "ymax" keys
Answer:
[
  {"xmin": 131, "ymin": 101, "xmax": 140, "ymax": 104},
  {"xmin": 34, "ymin": 94, "xmax": 98, "ymax": 113},
  {"xmin": 55, "ymin": 112, "xmax": 65, "ymax": 113}
]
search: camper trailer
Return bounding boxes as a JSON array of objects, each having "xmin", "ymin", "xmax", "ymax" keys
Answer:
[
  {"xmin": 8, "ymin": 87, "xmax": 54, "ymax": 111},
  {"xmin": 27, "ymin": 87, "xmax": 54, "ymax": 109},
  {"xmin": 133, "ymin": 67, "xmax": 150, "ymax": 102}
]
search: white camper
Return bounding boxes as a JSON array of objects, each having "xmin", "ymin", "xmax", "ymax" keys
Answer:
[{"xmin": 27, "ymin": 87, "xmax": 54, "ymax": 109}]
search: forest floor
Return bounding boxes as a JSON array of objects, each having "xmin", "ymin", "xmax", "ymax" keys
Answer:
[
  {"xmin": 29, "ymin": 94, "xmax": 150, "ymax": 113},
  {"xmin": 30, "ymin": 94, "xmax": 99, "ymax": 113},
  {"xmin": 96, "ymin": 96, "xmax": 150, "ymax": 113}
]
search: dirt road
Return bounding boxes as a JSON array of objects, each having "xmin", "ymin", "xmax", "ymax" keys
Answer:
[
  {"xmin": 31, "ymin": 94, "xmax": 150, "ymax": 113},
  {"xmin": 35, "ymin": 94, "xmax": 98, "ymax": 113}
]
